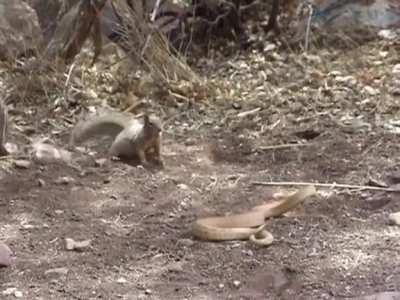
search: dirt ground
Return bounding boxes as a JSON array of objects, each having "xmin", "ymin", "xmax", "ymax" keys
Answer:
[{"xmin": 1, "ymin": 32, "xmax": 400, "ymax": 300}]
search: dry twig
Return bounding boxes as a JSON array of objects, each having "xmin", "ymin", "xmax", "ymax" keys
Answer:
[
  {"xmin": 258, "ymin": 143, "xmax": 311, "ymax": 151},
  {"xmin": 252, "ymin": 181, "xmax": 400, "ymax": 192}
]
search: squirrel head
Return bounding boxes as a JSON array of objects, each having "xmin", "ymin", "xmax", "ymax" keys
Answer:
[{"xmin": 143, "ymin": 114, "xmax": 162, "ymax": 134}]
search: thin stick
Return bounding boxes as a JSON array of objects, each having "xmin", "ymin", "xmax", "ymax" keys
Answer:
[
  {"xmin": 258, "ymin": 143, "xmax": 311, "ymax": 151},
  {"xmin": 64, "ymin": 61, "xmax": 76, "ymax": 103},
  {"xmin": 252, "ymin": 181, "xmax": 399, "ymax": 192},
  {"xmin": 123, "ymin": 100, "xmax": 145, "ymax": 113},
  {"xmin": 237, "ymin": 107, "xmax": 261, "ymax": 118},
  {"xmin": 140, "ymin": 0, "xmax": 162, "ymax": 58},
  {"xmin": 304, "ymin": 4, "xmax": 313, "ymax": 52}
]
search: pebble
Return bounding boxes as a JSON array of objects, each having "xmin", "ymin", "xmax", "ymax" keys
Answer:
[
  {"xmin": 0, "ymin": 242, "xmax": 14, "ymax": 267},
  {"xmin": 389, "ymin": 212, "xmax": 400, "ymax": 225},
  {"xmin": 45, "ymin": 267, "xmax": 69, "ymax": 276},
  {"xmin": 14, "ymin": 290, "xmax": 23, "ymax": 298},
  {"xmin": 378, "ymin": 29, "xmax": 397, "ymax": 40},
  {"xmin": 116, "ymin": 277, "xmax": 127, "ymax": 284},
  {"xmin": 177, "ymin": 238, "xmax": 194, "ymax": 248},
  {"xmin": 95, "ymin": 158, "xmax": 107, "ymax": 167},
  {"xmin": 335, "ymin": 75, "xmax": 356, "ymax": 85},
  {"xmin": 55, "ymin": 176, "xmax": 75, "ymax": 185},
  {"xmin": 393, "ymin": 64, "xmax": 400, "ymax": 77},
  {"xmin": 65, "ymin": 238, "xmax": 91, "ymax": 251},
  {"xmin": 14, "ymin": 160, "xmax": 31, "ymax": 169},
  {"xmin": 363, "ymin": 85, "xmax": 380, "ymax": 96}
]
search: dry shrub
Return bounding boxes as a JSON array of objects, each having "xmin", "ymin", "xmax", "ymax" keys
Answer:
[{"xmin": 109, "ymin": 1, "xmax": 208, "ymax": 100}]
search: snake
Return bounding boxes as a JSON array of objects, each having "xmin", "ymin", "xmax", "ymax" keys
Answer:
[{"xmin": 192, "ymin": 185, "xmax": 316, "ymax": 246}]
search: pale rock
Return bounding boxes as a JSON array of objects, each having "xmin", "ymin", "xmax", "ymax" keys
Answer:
[
  {"xmin": 378, "ymin": 29, "xmax": 397, "ymax": 40},
  {"xmin": 45, "ymin": 267, "xmax": 69, "ymax": 276},
  {"xmin": 0, "ymin": 242, "xmax": 14, "ymax": 267},
  {"xmin": 65, "ymin": 238, "xmax": 91, "ymax": 252},
  {"xmin": 363, "ymin": 86, "xmax": 380, "ymax": 96},
  {"xmin": 335, "ymin": 76, "xmax": 357, "ymax": 86},
  {"xmin": 55, "ymin": 176, "xmax": 75, "ymax": 185},
  {"xmin": 393, "ymin": 64, "xmax": 400, "ymax": 77},
  {"xmin": 14, "ymin": 160, "xmax": 31, "ymax": 169},
  {"xmin": 389, "ymin": 212, "xmax": 400, "ymax": 226},
  {"xmin": 116, "ymin": 277, "xmax": 127, "ymax": 284}
]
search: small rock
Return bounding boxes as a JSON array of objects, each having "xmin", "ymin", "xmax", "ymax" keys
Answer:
[
  {"xmin": 21, "ymin": 224, "xmax": 35, "ymax": 229},
  {"xmin": 335, "ymin": 75, "xmax": 357, "ymax": 86},
  {"xmin": 177, "ymin": 184, "xmax": 189, "ymax": 190},
  {"xmin": 65, "ymin": 238, "xmax": 91, "ymax": 252},
  {"xmin": 116, "ymin": 277, "xmax": 127, "ymax": 284},
  {"xmin": 14, "ymin": 160, "xmax": 30, "ymax": 169},
  {"xmin": 54, "ymin": 210, "xmax": 64, "ymax": 215},
  {"xmin": 14, "ymin": 290, "xmax": 23, "ymax": 298},
  {"xmin": 263, "ymin": 43, "xmax": 276, "ymax": 52},
  {"xmin": 145, "ymin": 289, "xmax": 152, "ymax": 295},
  {"xmin": 232, "ymin": 103, "xmax": 242, "ymax": 110},
  {"xmin": 393, "ymin": 64, "xmax": 400, "ymax": 78},
  {"xmin": 75, "ymin": 146, "xmax": 86, "ymax": 153},
  {"xmin": 363, "ymin": 86, "xmax": 380, "ymax": 96},
  {"xmin": 329, "ymin": 70, "xmax": 342, "ymax": 77},
  {"xmin": 177, "ymin": 238, "xmax": 194, "ymax": 248},
  {"xmin": 379, "ymin": 51, "xmax": 389, "ymax": 58},
  {"xmin": 55, "ymin": 176, "xmax": 75, "ymax": 185},
  {"xmin": 389, "ymin": 212, "xmax": 400, "ymax": 226},
  {"xmin": 0, "ymin": 242, "xmax": 15, "ymax": 267},
  {"xmin": 218, "ymin": 283, "xmax": 224, "ymax": 289},
  {"xmin": 2, "ymin": 288, "xmax": 16, "ymax": 296},
  {"xmin": 38, "ymin": 179, "xmax": 45, "ymax": 187},
  {"xmin": 378, "ymin": 29, "xmax": 397, "ymax": 40},
  {"xmin": 166, "ymin": 262, "xmax": 184, "ymax": 273},
  {"xmin": 95, "ymin": 158, "xmax": 107, "ymax": 167},
  {"xmin": 5, "ymin": 143, "xmax": 18, "ymax": 154},
  {"xmin": 271, "ymin": 52, "xmax": 283, "ymax": 61},
  {"xmin": 233, "ymin": 280, "xmax": 241, "ymax": 288},
  {"xmin": 32, "ymin": 142, "xmax": 72, "ymax": 163},
  {"xmin": 45, "ymin": 267, "xmax": 69, "ymax": 276}
]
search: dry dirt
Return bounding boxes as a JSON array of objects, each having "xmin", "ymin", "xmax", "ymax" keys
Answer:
[
  {"xmin": 1, "ymin": 115, "xmax": 400, "ymax": 300},
  {"xmin": 1, "ymin": 32, "xmax": 400, "ymax": 300}
]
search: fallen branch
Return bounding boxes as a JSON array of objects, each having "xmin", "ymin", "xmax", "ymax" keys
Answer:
[
  {"xmin": 237, "ymin": 107, "xmax": 261, "ymax": 118},
  {"xmin": 251, "ymin": 181, "xmax": 400, "ymax": 192},
  {"xmin": 63, "ymin": 61, "xmax": 76, "ymax": 103},
  {"xmin": 258, "ymin": 143, "xmax": 311, "ymax": 151},
  {"xmin": 123, "ymin": 100, "xmax": 145, "ymax": 113}
]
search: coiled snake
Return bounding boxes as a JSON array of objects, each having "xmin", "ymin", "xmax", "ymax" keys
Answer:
[{"xmin": 192, "ymin": 185, "xmax": 316, "ymax": 245}]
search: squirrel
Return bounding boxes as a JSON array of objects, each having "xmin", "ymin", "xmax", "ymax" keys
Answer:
[
  {"xmin": 0, "ymin": 100, "xmax": 8, "ymax": 156},
  {"xmin": 70, "ymin": 112, "xmax": 162, "ymax": 165}
]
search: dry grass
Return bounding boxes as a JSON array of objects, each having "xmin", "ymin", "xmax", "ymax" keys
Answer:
[{"xmin": 109, "ymin": 1, "xmax": 205, "ymax": 93}]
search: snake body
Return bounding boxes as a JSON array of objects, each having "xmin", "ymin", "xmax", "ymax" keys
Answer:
[{"xmin": 192, "ymin": 185, "xmax": 316, "ymax": 245}]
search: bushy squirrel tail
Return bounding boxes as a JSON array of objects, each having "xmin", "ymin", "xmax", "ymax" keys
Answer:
[{"xmin": 70, "ymin": 112, "xmax": 133, "ymax": 146}]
